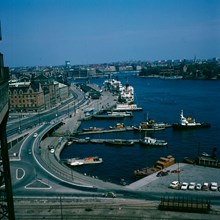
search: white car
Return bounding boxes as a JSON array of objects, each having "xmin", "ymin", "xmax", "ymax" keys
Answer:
[
  {"xmin": 50, "ymin": 149, "xmax": 55, "ymax": 154},
  {"xmin": 188, "ymin": 182, "xmax": 196, "ymax": 190},
  {"xmin": 210, "ymin": 182, "xmax": 218, "ymax": 191},
  {"xmin": 181, "ymin": 182, "xmax": 188, "ymax": 190},
  {"xmin": 169, "ymin": 181, "xmax": 180, "ymax": 189},
  {"xmin": 195, "ymin": 183, "xmax": 202, "ymax": 190},
  {"xmin": 33, "ymin": 133, "xmax": 38, "ymax": 138}
]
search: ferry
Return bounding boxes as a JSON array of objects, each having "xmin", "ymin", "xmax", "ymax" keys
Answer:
[
  {"xmin": 118, "ymin": 82, "xmax": 134, "ymax": 104},
  {"xmin": 134, "ymin": 155, "xmax": 175, "ymax": 178},
  {"xmin": 113, "ymin": 104, "xmax": 143, "ymax": 111},
  {"xmin": 93, "ymin": 111, "xmax": 133, "ymax": 119},
  {"xmin": 66, "ymin": 156, "xmax": 103, "ymax": 166},
  {"xmin": 172, "ymin": 110, "xmax": 211, "ymax": 129},
  {"xmin": 139, "ymin": 136, "xmax": 168, "ymax": 147}
]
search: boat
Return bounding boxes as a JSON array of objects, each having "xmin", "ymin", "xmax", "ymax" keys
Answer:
[
  {"xmin": 118, "ymin": 81, "xmax": 134, "ymax": 104},
  {"xmin": 133, "ymin": 121, "xmax": 165, "ymax": 132},
  {"xmin": 105, "ymin": 139, "xmax": 134, "ymax": 146},
  {"xmin": 66, "ymin": 156, "xmax": 103, "ymax": 166},
  {"xmin": 113, "ymin": 104, "xmax": 143, "ymax": 111},
  {"xmin": 82, "ymin": 127, "xmax": 103, "ymax": 132},
  {"xmin": 172, "ymin": 110, "xmax": 211, "ymax": 129},
  {"xmin": 134, "ymin": 155, "xmax": 175, "ymax": 178},
  {"xmin": 93, "ymin": 111, "xmax": 133, "ymax": 119},
  {"xmin": 139, "ymin": 136, "xmax": 168, "ymax": 147},
  {"xmin": 109, "ymin": 123, "xmax": 125, "ymax": 129}
]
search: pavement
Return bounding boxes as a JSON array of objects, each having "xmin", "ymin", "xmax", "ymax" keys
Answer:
[{"xmin": 9, "ymin": 83, "xmax": 220, "ymax": 219}]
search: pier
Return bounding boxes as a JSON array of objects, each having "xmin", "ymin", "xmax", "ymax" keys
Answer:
[{"xmin": 77, "ymin": 126, "xmax": 134, "ymax": 135}]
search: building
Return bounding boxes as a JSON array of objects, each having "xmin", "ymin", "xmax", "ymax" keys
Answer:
[
  {"xmin": 0, "ymin": 24, "xmax": 15, "ymax": 219},
  {"xmin": 9, "ymin": 74, "xmax": 70, "ymax": 112}
]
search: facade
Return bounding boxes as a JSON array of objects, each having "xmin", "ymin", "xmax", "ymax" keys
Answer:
[
  {"xmin": 0, "ymin": 33, "xmax": 15, "ymax": 218},
  {"xmin": 9, "ymin": 81, "xmax": 45, "ymax": 112},
  {"xmin": 9, "ymin": 74, "xmax": 70, "ymax": 112}
]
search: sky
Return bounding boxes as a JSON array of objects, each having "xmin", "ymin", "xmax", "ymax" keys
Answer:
[{"xmin": 0, "ymin": 0, "xmax": 220, "ymax": 67}]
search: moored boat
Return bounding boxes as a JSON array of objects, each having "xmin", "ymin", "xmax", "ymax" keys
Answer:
[
  {"xmin": 139, "ymin": 136, "xmax": 168, "ymax": 147},
  {"xmin": 172, "ymin": 110, "xmax": 211, "ymax": 129},
  {"xmin": 93, "ymin": 111, "xmax": 133, "ymax": 119},
  {"xmin": 134, "ymin": 155, "xmax": 175, "ymax": 178},
  {"xmin": 66, "ymin": 156, "xmax": 103, "ymax": 166},
  {"xmin": 113, "ymin": 104, "xmax": 142, "ymax": 111},
  {"xmin": 133, "ymin": 121, "xmax": 165, "ymax": 132},
  {"xmin": 82, "ymin": 127, "xmax": 103, "ymax": 132}
]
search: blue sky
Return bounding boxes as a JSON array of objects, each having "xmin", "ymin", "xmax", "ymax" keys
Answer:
[{"xmin": 0, "ymin": 0, "xmax": 220, "ymax": 67}]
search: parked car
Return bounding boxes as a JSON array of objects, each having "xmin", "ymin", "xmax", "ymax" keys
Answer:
[
  {"xmin": 202, "ymin": 182, "xmax": 209, "ymax": 191},
  {"xmin": 181, "ymin": 182, "xmax": 188, "ymax": 190},
  {"xmin": 169, "ymin": 181, "xmax": 180, "ymax": 189},
  {"xmin": 210, "ymin": 182, "xmax": 218, "ymax": 191},
  {"xmin": 195, "ymin": 183, "xmax": 202, "ymax": 190},
  {"xmin": 188, "ymin": 182, "xmax": 196, "ymax": 190}
]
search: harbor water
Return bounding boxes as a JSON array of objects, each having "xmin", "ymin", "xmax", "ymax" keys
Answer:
[{"xmin": 60, "ymin": 74, "xmax": 220, "ymax": 185}]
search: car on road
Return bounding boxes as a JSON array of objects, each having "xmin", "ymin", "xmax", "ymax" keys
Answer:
[
  {"xmin": 50, "ymin": 149, "xmax": 55, "ymax": 154},
  {"xmin": 33, "ymin": 133, "xmax": 38, "ymax": 138},
  {"xmin": 188, "ymin": 182, "xmax": 196, "ymax": 190},
  {"xmin": 195, "ymin": 183, "xmax": 202, "ymax": 190},
  {"xmin": 181, "ymin": 182, "xmax": 188, "ymax": 190},
  {"xmin": 210, "ymin": 182, "xmax": 218, "ymax": 191},
  {"xmin": 169, "ymin": 181, "xmax": 180, "ymax": 189},
  {"xmin": 28, "ymin": 149, "xmax": 32, "ymax": 155},
  {"xmin": 202, "ymin": 182, "xmax": 209, "ymax": 191},
  {"xmin": 104, "ymin": 192, "xmax": 116, "ymax": 198}
]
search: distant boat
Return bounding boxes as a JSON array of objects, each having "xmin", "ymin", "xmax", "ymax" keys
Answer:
[
  {"xmin": 139, "ymin": 136, "xmax": 168, "ymax": 147},
  {"xmin": 172, "ymin": 110, "xmax": 211, "ymax": 129}
]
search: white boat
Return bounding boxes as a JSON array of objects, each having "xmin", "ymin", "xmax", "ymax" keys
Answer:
[
  {"xmin": 113, "ymin": 104, "xmax": 143, "ymax": 111},
  {"xmin": 66, "ymin": 156, "xmax": 103, "ymax": 166},
  {"xmin": 118, "ymin": 82, "xmax": 134, "ymax": 104},
  {"xmin": 139, "ymin": 136, "xmax": 168, "ymax": 147},
  {"xmin": 93, "ymin": 111, "xmax": 133, "ymax": 119}
]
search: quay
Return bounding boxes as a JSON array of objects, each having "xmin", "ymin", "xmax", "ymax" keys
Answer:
[
  {"xmin": 72, "ymin": 138, "xmax": 140, "ymax": 144},
  {"xmin": 77, "ymin": 126, "xmax": 134, "ymax": 135}
]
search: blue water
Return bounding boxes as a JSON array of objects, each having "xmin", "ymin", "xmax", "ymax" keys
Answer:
[{"xmin": 61, "ymin": 75, "xmax": 220, "ymax": 185}]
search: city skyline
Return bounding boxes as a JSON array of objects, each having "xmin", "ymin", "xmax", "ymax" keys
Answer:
[{"xmin": 1, "ymin": 0, "xmax": 220, "ymax": 67}]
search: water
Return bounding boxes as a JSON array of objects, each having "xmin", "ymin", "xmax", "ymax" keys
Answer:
[{"xmin": 60, "ymin": 75, "xmax": 220, "ymax": 185}]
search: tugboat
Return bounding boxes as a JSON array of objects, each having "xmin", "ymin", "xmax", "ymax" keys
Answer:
[
  {"xmin": 172, "ymin": 110, "xmax": 211, "ymax": 129},
  {"xmin": 139, "ymin": 136, "xmax": 168, "ymax": 147}
]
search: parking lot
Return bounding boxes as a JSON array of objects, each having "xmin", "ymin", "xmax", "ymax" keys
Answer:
[{"xmin": 127, "ymin": 163, "xmax": 220, "ymax": 197}]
